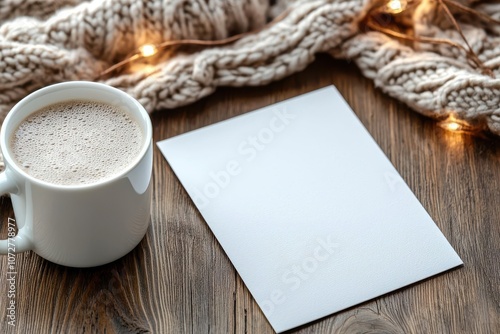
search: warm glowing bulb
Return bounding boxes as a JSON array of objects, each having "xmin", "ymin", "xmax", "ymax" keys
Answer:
[
  {"xmin": 386, "ymin": 0, "xmax": 407, "ymax": 14},
  {"xmin": 139, "ymin": 44, "xmax": 157, "ymax": 57},
  {"xmin": 438, "ymin": 115, "xmax": 471, "ymax": 133},
  {"xmin": 444, "ymin": 122, "xmax": 461, "ymax": 131}
]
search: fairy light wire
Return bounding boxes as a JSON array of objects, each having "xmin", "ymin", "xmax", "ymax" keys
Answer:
[
  {"xmin": 366, "ymin": 0, "xmax": 497, "ymax": 134},
  {"xmin": 98, "ymin": 0, "xmax": 495, "ymax": 135},
  {"xmin": 98, "ymin": 8, "xmax": 292, "ymax": 78}
]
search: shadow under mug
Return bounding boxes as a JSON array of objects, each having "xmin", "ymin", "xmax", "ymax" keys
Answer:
[{"xmin": 0, "ymin": 81, "xmax": 153, "ymax": 267}]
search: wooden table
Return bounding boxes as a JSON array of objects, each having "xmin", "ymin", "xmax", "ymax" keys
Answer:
[{"xmin": 1, "ymin": 55, "xmax": 499, "ymax": 333}]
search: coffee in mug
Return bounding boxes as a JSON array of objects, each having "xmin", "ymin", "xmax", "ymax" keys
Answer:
[
  {"xmin": 11, "ymin": 100, "xmax": 143, "ymax": 186},
  {"xmin": 0, "ymin": 82, "xmax": 153, "ymax": 267}
]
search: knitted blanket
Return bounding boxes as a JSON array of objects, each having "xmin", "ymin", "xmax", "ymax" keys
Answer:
[{"xmin": 1, "ymin": 0, "xmax": 500, "ymax": 135}]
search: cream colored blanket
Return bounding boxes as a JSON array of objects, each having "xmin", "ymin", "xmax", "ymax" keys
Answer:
[{"xmin": 1, "ymin": 0, "xmax": 499, "ymax": 134}]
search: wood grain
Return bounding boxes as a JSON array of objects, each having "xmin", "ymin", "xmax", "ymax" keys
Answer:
[{"xmin": 0, "ymin": 54, "xmax": 499, "ymax": 333}]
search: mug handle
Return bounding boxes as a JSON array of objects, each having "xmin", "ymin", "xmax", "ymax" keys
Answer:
[{"xmin": 0, "ymin": 170, "xmax": 33, "ymax": 254}]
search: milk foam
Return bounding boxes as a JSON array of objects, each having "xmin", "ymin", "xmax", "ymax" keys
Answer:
[{"xmin": 11, "ymin": 100, "xmax": 143, "ymax": 185}]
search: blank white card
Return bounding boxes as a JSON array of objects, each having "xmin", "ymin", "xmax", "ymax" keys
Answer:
[{"xmin": 157, "ymin": 86, "xmax": 463, "ymax": 333}]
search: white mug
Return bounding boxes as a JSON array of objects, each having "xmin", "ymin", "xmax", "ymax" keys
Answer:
[{"xmin": 0, "ymin": 81, "xmax": 152, "ymax": 267}]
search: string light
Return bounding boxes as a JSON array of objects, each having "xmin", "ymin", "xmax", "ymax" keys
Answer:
[
  {"xmin": 98, "ymin": 8, "xmax": 292, "ymax": 78},
  {"xmin": 437, "ymin": 115, "xmax": 473, "ymax": 133},
  {"xmin": 443, "ymin": 121, "xmax": 461, "ymax": 132},
  {"xmin": 367, "ymin": 0, "xmax": 495, "ymax": 76},
  {"xmin": 386, "ymin": 0, "xmax": 407, "ymax": 14},
  {"xmin": 96, "ymin": 0, "xmax": 495, "ymax": 139},
  {"xmin": 138, "ymin": 44, "xmax": 158, "ymax": 58}
]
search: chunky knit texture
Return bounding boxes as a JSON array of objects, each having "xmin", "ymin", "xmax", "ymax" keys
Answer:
[{"xmin": 1, "ymin": 0, "xmax": 500, "ymax": 135}]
